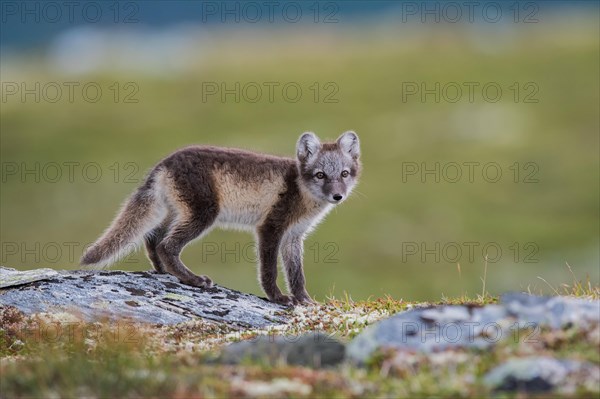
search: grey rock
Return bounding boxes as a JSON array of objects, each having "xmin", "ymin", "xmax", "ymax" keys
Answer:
[
  {"xmin": 347, "ymin": 305, "xmax": 498, "ymax": 362},
  {"xmin": 348, "ymin": 293, "xmax": 600, "ymax": 364},
  {"xmin": 484, "ymin": 357, "xmax": 599, "ymax": 393},
  {"xmin": 0, "ymin": 267, "xmax": 288, "ymax": 327},
  {"xmin": 219, "ymin": 332, "xmax": 345, "ymax": 368},
  {"xmin": 0, "ymin": 267, "xmax": 59, "ymax": 288},
  {"xmin": 502, "ymin": 292, "xmax": 600, "ymax": 330}
]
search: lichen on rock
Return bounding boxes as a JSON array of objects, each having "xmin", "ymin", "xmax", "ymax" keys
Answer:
[{"xmin": 0, "ymin": 267, "xmax": 289, "ymax": 328}]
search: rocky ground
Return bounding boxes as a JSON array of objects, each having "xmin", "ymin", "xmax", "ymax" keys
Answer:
[{"xmin": 1, "ymin": 267, "xmax": 599, "ymax": 398}]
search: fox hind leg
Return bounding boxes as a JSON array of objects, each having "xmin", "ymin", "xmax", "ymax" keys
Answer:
[
  {"xmin": 144, "ymin": 213, "xmax": 174, "ymax": 273},
  {"xmin": 156, "ymin": 207, "xmax": 217, "ymax": 288}
]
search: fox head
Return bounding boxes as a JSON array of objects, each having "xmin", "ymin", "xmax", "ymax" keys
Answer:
[{"xmin": 296, "ymin": 131, "xmax": 361, "ymax": 204}]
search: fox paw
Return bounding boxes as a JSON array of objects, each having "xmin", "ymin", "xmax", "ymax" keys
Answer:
[
  {"xmin": 293, "ymin": 294, "xmax": 317, "ymax": 306},
  {"xmin": 183, "ymin": 275, "xmax": 213, "ymax": 289},
  {"xmin": 270, "ymin": 294, "xmax": 295, "ymax": 306}
]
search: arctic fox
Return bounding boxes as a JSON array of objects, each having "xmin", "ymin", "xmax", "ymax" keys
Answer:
[{"xmin": 81, "ymin": 131, "xmax": 361, "ymax": 305}]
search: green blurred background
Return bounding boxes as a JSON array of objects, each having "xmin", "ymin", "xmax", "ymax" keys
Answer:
[{"xmin": 1, "ymin": 1, "xmax": 598, "ymax": 301}]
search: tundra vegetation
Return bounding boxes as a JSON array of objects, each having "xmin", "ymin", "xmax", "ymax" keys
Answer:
[{"xmin": 1, "ymin": 267, "xmax": 598, "ymax": 398}]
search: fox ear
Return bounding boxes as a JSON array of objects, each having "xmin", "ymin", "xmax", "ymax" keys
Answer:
[
  {"xmin": 297, "ymin": 132, "xmax": 321, "ymax": 163},
  {"xmin": 337, "ymin": 131, "xmax": 360, "ymax": 159}
]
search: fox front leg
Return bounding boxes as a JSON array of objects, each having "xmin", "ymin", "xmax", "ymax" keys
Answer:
[
  {"xmin": 281, "ymin": 232, "xmax": 315, "ymax": 305},
  {"xmin": 257, "ymin": 225, "xmax": 295, "ymax": 306}
]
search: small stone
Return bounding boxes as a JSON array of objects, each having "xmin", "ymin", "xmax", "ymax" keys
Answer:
[
  {"xmin": 219, "ymin": 332, "xmax": 346, "ymax": 368},
  {"xmin": 484, "ymin": 357, "xmax": 598, "ymax": 393}
]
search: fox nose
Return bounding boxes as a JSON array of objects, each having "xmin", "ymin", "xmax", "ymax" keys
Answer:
[{"xmin": 333, "ymin": 194, "xmax": 343, "ymax": 201}]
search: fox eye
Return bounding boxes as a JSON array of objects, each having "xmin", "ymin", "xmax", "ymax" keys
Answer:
[
  {"xmin": 315, "ymin": 172, "xmax": 325, "ymax": 179},
  {"xmin": 341, "ymin": 170, "xmax": 349, "ymax": 178}
]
